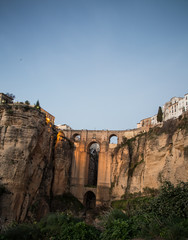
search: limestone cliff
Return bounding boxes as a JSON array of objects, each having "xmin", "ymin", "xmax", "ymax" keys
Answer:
[
  {"xmin": 0, "ymin": 104, "xmax": 72, "ymax": 226},
  {"xmin": 0, "ymin": 103, "xmax": 188, "ymax": 226},
  {"xmin": 52, "ymin": 131, "xmax": 73, "ymax": 195},
  {"xmin": 110, "ymin": 113, "xmax": 188, "ymax": 200}
]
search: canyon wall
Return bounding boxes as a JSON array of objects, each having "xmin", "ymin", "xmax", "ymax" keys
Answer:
[
  {"xmin": 0, "ymin": 104, "xmax": 72, "ymax": 226},
  {"xmin": 0, "ymin": 104, "xmax": 188, "ymax": 226},
  {"xmin": 110, "ymin": 114, "xmax": 188, "ymax": 200}
]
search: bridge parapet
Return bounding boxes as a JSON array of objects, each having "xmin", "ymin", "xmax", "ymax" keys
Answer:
[{"xmin": 62, "ymin": 128, "xmax": 142, "ymax": 145}]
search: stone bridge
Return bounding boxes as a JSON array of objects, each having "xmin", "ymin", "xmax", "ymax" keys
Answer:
[{"xmin": 63, "ymin": 128, "xmax": 142, "ymax": 207}]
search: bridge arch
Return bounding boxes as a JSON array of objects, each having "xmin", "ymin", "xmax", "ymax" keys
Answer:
[
  {"xmin": 72, "ymin": 133, "xmax": 81, "ymax": 142},
  {"xmin": 83, "ymin": 191, "xmax": 96, "ymax": 209},
  {"xmin": 87, "ymin": 141, "xmax": 101, "ymax": 152},
  {"xmin": 86, "ymin": 141, "xmax": 100, "ymax": 187},
  {"xmin": 109, "ymin": 134, "xmax": 118, "ymax": 144}
]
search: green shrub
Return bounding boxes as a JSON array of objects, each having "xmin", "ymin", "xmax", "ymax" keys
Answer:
[
  {"xmin": 133, "ymin": 214, "xmax": 188, "ymax": 239},
  {"xmin": 0, "ymin": 223, "xmax": 40, "ymax": 240},
  {"xmin": 36, "ymin": 212, "xmax": 79, "ymax": 238},
  {"xmin": 100, "ymin": 209, "xmax": 128, "ymax": 229},
  {"xmin": 25, "ymin": 100, "xmax": 30, "ymax": 105},
  {"xmin": 159, "ymin": 218, "xmax": 188, "ymax": 240},
  {"xmin": 59, "ymin": 221, "xmax": 100, "ymax": 240},
  {"xmin": 130, "ymin": 182, "xmax": 188, "ymax": 239},
  {"xmin": 143, "ymin": 186, "xmax": 159, "ymax": 196},
  {"xmin": 112, "ymin": 196, "xmax": 152, "ymax": 215},
  {"xmin": 100, "ymin": 219, "xmax": 131, "ymax": 240},
  {"xmin": 150, "ymin": 181, "xmax": 188, "ymax": 219},
  {"xmin": 34, "ymin": 212, "xmax": 100, "ymax": 240}
]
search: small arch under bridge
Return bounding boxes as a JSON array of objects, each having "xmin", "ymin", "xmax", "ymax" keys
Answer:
[{"xmin": 62, "ymin": 129, "xmax": 141, "ymax": 206}]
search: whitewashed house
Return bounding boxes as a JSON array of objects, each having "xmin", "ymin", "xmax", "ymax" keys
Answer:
[{"xmin": 137, "ymin": 93, "xmax": 188, "ymax": 129}]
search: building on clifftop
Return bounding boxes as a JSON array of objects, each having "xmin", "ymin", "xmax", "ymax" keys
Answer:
[
  {"xmin": 56, "ymin": 124, "xmax": 72, "ymax": 130},
  {"xmin": 137, "ymin": 93, "xmax": 188, "ymax": 129},
  {"xmin": 0, "ymin": 93, "xmax": 14, "ymax": 104},
  {"xmin": 41, "ymin": 108, "xmax": 55, "ymax": 125}
]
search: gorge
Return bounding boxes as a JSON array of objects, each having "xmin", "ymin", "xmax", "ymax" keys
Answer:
[{"xmin": 0, "ymin": 103, "xmax": 188, "ymax": 227}]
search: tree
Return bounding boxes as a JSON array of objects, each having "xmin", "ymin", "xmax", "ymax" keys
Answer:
[
  {"xmin": 34, "ymin": 100, "xmax": 41, "ymax": 110},
  {"xmin": 6, "ymin": 93, "xmax": 15, "ymax": 99},
  {"xmin": 25, "ymin": 100, "xmax": 30, "ymax": 105},
  {"xmin": 157, "ymin": 106, "xmax": 163, "ymax": 122}
]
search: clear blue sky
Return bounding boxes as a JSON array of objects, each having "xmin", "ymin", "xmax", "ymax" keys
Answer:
[{"xmin": 0, "ymin": 0, "xmax": 188, "ymax": 130}]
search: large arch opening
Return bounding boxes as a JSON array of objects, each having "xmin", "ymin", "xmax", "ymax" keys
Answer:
[
  {"xmin": 109, "ymin": 134, "xmax": 118, "ymax": 144},
  {"xmin": 73, "ymin": 133, "xmax": 81, "ymax": 142},
  {"xmin": 83, "ymin": 191, "xmax": 96, "ymax": 209},
  {"xmin": 87, "ymin": 142, "xmax": 100, "ymax": 186}
]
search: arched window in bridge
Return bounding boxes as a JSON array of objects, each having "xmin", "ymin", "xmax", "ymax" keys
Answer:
[
  {"xmin": 109, "ymin": 135, "xmax": 118, "ymax": 144},
  {"xmin": 73, "ymin": 134, "xmax": 81, "ymax": 142},
  {"xmin": 88, "ymin": 143, "xmax": 100, "ymax": 186},
  {"xmin": 84, "ymin": 191, "xmax": 96, "ymax": 209}
]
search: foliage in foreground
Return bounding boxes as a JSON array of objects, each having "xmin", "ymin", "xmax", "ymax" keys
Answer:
[
  {"xmin": 131, "ymin": 181, "xmax": 188, "ymax": 239},
  {"xmin": 101, "ymin": 182, "xmax": 188, "ymax": 240},
  {"xmin": 0, "ymin": 213, "xmax": 100, "ymax": 240},
  {"xmin": 1, "ymin": 182, "xmax": 188, "ymax": 240}
]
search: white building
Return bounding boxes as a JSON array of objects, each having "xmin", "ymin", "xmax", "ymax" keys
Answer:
[
  {"xmin": 137, "ymin": 93, "xmax": 188, "ymax": 129},
  {"xmin": 150, "ymin": 114, "xmax": 157, "ymax": 125},
  {"xmin": 57, "ymin": 124, "xmax": 72, "ymax": 130},
  {"xmin": 163, "ymin": 93, "xmax": 188, "ymax": 121}
]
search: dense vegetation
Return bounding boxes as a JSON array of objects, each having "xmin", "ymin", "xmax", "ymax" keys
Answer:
[{"xmin": 1, "ymin": 182, "xmax": 188, "ymax": 240}]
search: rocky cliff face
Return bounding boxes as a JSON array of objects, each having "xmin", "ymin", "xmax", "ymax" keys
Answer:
[
  {"xmin": 0, "ymin": 104, "xmax": 72, "ymax": 226},
  {"xmin": 0, "ymin": 104, "xmax": 188, "ymax": 226},
  {"xmin": 52, "ymin": 131, "xmax": 73, "ymax": 195},
  {"xmin": 111, "ymin": 113, "xmax": 188, "ymax": 200}
]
